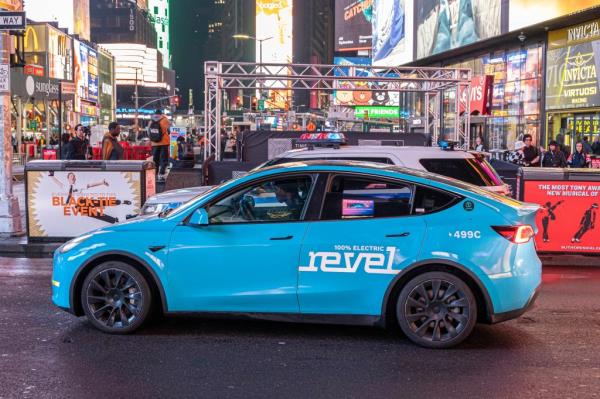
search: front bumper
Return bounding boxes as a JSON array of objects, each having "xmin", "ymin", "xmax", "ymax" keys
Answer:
[{"xmin": 489, "ymin": 283, "xmax": 541, "ymax": 324}]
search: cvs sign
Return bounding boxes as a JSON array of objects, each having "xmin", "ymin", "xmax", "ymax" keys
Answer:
[{"xmin": 460, "ymin": 75, "xmax": 494, "ymax": 115}]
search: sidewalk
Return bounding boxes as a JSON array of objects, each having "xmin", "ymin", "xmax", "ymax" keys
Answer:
[{"xmin": 0, "ymin": 181, "xmax": 62, "ymax": 258}]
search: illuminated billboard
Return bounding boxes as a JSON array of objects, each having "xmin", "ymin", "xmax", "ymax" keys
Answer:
[
  {"xmin": 335, "ymin": 0, "xmax": 373, "ymax": 52},
  {"xmin": 510, "ymin": 0, "xmax": 600, "ymax": 32},
  {"xmin": 74, "ymin": 40, "xmax": 99, "ymax": 109},
  {"xmin": 372, "ymin": 0, "xmax": 414, "ymax": 66},
  {"xmin": 416, "ymin": 0, "xmax": 502, "ymax": 59},
  {"xmin": 24, "ymin": 0, "xmax": 90, "ymax": 40},
  {"xmin": 546, "ymin": 19, "xmax": 600, "ymax": 110},
  {"xmin": 256, "ymin": 0, "xmax": 293, "ymax": 109}
]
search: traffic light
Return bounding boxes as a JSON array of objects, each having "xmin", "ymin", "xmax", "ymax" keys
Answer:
[{"xmin": 251, "ymin": 96, "xmax": 258, "ymax": 111}]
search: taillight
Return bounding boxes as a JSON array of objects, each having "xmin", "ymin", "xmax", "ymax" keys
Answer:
[{"xmin": 492, "ymin": 225, "xmax": 535, "ymax": 244}]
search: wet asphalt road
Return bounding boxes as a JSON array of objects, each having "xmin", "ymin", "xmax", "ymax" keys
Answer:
[{"xmin": 0, "ymin": 258, "xmax": 599, "ymax": 399}]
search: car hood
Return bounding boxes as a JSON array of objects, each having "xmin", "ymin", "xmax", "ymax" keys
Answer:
[{"xmin": 145, "ymin": 185, "xmax": 214, "ymax": 204}]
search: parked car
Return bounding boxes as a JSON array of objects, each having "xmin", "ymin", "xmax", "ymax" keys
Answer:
[
  {"xmin": 141, "ymin": 142, "xmax": 509, "ymax": 216},
  {"xmin": 52, "ymin": 160, "xmax": 541, "ymax": 348}
]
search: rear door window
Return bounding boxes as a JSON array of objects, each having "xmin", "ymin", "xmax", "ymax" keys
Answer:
[
  {"xmin": 419, "ymin": 158, "xmax": 501, "ymax": 186},
  {"xmin": 412, "ymin": 186, "xmax": 461, "ymax": 215},
  {"xmin": 321, "ymin": 175, "xmax": 413, "ymax": 220}
]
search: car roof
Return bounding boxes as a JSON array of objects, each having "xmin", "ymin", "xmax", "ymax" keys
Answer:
[
  {"xmin": 251, "ymin": 159, "xmax": 481, "ymax": 194},
  {"xmin": 279, "ymin": 145, "xmax": 474, "ymax": 160}
]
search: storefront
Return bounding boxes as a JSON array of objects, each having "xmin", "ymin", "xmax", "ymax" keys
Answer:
[
  {"xmin": 11, "ymin": 23, "xmax": 75, "ymax": 152},
  {"xmin": 10, "ymin": 70, "xmax": 74, "ymax": 156},
  {"xmin": 444, "ymin": 42, "xmax": 544, "ymax": 152},
  {"xmin": 545, "ymin": 18, "xmax": 600, "ymax": 152}
]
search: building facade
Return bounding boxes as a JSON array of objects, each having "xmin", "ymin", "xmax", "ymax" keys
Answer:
[
  {"xmin": 148, "ymin": 0, "xmax": 170, "ymax": 68},
  {"xmin": 332, "ymin": 0, "xmax": 600, "ymax": 153}
]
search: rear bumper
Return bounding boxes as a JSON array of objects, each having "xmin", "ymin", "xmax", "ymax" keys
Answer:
[{"xmin": 488, "ymin": 283, "xmax": 541, "ymax": 324}]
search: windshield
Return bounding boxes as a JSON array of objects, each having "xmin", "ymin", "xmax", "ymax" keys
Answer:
[{"xmin": 419, "ymin": 157, "xmax": 503, "ymax": 187}]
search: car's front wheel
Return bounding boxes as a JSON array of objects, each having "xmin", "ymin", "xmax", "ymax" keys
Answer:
[
  {"xmin": 81, "ymin": 261, "xmax": 152, "ymax": 334},
  {"xmin": 396, "ymin": 271, "xmax": 477, "ymax": 348}
]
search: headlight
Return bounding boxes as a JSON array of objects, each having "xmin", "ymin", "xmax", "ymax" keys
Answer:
[
  {"xmin": 60, "ymin": 234, "xmax": 93, "ymax": 253},
  {"xmin": 142, "ymin": 202, "xmax": 181, "ymax": 215}
]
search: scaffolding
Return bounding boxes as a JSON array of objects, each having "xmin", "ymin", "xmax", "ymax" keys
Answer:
[{"xmin": 204, "ymin": 61, "xmax": 471, "ymax": 160}]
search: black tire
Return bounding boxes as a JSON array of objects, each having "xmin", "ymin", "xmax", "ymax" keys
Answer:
[
  {"xmin": 396, "ymin": 271, "xmax": 477, "ymax": 349},
  {"xmin": 81, "ymin": 261, "xmax": 152, "ymax": 334}
]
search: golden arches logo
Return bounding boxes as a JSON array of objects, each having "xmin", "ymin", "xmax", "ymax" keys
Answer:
[{"xmin": 24, "ymin": 26, "xmax": 39, "ymax": 51}]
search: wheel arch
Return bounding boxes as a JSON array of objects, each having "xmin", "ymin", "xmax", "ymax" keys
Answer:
[
  {"xmin": 380, "ymin": 259, "xmax": 494, "ymax": 327},
  {"xmin": 69, "ymin": 251, "xmax": 168, "ymax": 316}
]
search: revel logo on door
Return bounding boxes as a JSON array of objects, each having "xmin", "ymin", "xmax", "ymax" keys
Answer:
[{"xmin": 299, "ymin": 245, "xmax": 399, "ymax": 274}]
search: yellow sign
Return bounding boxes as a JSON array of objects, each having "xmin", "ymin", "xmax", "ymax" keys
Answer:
[
  {"xmin": 549, "ymin": 18, "xmax": 600, "ymax": 49},
  {"xmin": 0, "ymin": 0, "xmax": 22, "ymax": 11}
]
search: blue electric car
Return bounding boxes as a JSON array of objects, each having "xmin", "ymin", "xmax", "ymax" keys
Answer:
[{"xmin": 52, "ymin": 161, "xmax": 541, "ymax": 348}]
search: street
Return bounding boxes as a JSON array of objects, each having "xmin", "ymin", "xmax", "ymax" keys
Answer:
[{"xmin": 0, "ymin": 258, "xmax": 598, "ymax": 398}]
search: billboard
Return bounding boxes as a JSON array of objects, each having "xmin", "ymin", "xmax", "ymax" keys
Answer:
[
  {"xmin": 27, "ymin": 171, "xmax": 142, "ymax": 238},
  {"xmin": 335, "ymin": 0, "xmax": 373, "ymax": 52},
  {"xmin": 546, "ymin": 21, "xmax": 600, "ymax": 111},
  {"xmin": 333, "ymin": 56, "xmax": 401, "ymax": 107},
  {"xmin": 524, "ymin": 180, "xmax": 600, "ymax": 253},
  {"xmin": 416, "ymin": 0, "xmax": 502, "ymax": 59},
  {"xmin": 510, "ymin": 0, "xmax": 600, "ymax": 32},
  {"xmin": 372, "ymin": 0, "xmax": 414, "ymax": 65},
  {"xmin": 256, "ymin": 0, "xmax": 293, "ymax": 109}
]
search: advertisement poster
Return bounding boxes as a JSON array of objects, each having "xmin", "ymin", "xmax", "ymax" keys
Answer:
[
  {"xmin": 509, "ymin": 0, "xmax": 600, "ymax": 32},
  {"xmin": 416, "ymin": 0, "xmax": 502, "ymax": 59},
  {"xmin": 256, "ymin": 0, "xmax": 293, "ymax": 110},
  {"xmin": 333, "ymin": 56, "xmax": 401, "ymax": 106},
  {"xmin": 372, "ymin": 0, "xmax": 413, "ymax": 65},
  {"xmin": 27, "ymin": 171, "xmax": 142, "ymax": 238},
  {"xmin": 335, "ymin": 0, "xmax": 373, "ymax": 51},
  {"xmin": 546, "ymin": 41, "xmax": 600, "ymax": 110},
  {"xmin": 524, "ymin": 180, "xmax": 600, "ymax": 253},
  {"xmin": 87, "ymin": 47, "xmax": 99, "ymax": 103}
]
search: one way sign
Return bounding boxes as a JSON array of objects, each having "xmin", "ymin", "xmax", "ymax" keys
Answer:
[{"xmin": 0, "ymin": 11, "xmax": 25, "ymax": 30}]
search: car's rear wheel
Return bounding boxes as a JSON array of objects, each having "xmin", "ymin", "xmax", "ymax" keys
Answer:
[
  {"xmin": 396, "ymin": 271, "xmax": 477, "ymax": 348},
  {"xmin": 81, "ymin": 261, "xmax": 151, "ymax": 334}
]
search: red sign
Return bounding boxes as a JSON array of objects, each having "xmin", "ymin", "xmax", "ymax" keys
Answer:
[
  {"xmin": 24, "ymin": 64, "xmax": 44, "ymax": 77},
  {"xmin": 460, "ymin": 75, "xmax": 493, "ymax": 115},
  {"xmin": 524, "ymin": 180, "xmax": 600, "ymax": 253}
]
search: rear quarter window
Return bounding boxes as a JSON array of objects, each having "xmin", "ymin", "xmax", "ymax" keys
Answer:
[
  {"xmin": 419, "ymin": 158, "xmax": 497, "ymax": 186},
  {"xmin": 412, "ymin": 186, "xmax": 461, "ymax": 215}
]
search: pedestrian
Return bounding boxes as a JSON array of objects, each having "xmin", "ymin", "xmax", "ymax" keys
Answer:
[
  {"xmin": 60, "ymin": 133, "xmax": 72, "ymax": 159},
  {"xmin": 68, "ymin": 124, "xmax": 88, "ymax": 160},
  {"xmin": 567, "ymin": 141, "xmax": 590, "ymax": 168},
  {"xmin": 148, "ymin": 109, "xmax": 170, "ymax": 182},
  {"xmin": 592, "ymin": 137, "xmax": 600, "ymax": 155},
  {"xmin": 522, "ymin": 134, "xmax": 540, "ymax": 166},
  {"xmin": 541, "ymin": 140, "xmax": 567, "ymax": 168},
  {"xmin": 583, "ymin": 136, "xmax": 593, "ymax": 154},
  {"xmin": 473, "ymin": 135, "xmax": 486, "ymax": 152},
  {"xmin": 102, "ymin": 122, "xmax": 125, "ymax": 160},
  {"xmin": 507, "ymin": 140, "xmax": 526, "ymax": 166}
]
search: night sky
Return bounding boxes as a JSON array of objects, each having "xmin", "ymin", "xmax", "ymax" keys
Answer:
[{"xmin": 170, "ymin": 1, "xmax": 213, "ymax": 111}]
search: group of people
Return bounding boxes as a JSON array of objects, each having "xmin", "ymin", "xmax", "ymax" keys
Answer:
[
  {"xmin": 59, "ymin": 109, "xmax": 172, "ymax": 182},
  {"xmin": 506, "ymin": 134, "xmax": 593, "ymax": 168}
]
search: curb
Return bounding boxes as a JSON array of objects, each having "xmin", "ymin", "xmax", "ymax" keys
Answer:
[{"xmin": 0, "ymin": 239, "xmax": 61, "ymax": 258}]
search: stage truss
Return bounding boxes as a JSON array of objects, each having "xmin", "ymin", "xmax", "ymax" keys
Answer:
[{"xmin": 204, "ymin": 61, "xmax": 471, "ymax": 160}]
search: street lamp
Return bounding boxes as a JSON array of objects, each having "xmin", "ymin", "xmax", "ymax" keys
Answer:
[
  {"xmin": 232, "ymin": 34, "xmax": 274, "ymax": 106},
  {"xmin": 231, "ymin": 34, "xmax": 273, "ymax": 66}
]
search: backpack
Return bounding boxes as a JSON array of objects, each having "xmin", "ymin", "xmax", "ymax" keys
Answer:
[{"xmin": 148, "ymin": 119, "xmax": 163, "ymax": 143}]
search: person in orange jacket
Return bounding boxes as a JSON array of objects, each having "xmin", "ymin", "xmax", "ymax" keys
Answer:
[{"xmin": 149, "ymin": 109, "xmax": 171, "ymax": 181}]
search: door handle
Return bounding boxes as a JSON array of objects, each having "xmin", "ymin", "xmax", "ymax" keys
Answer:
[
  {"xmin": 270, "ymin": 235, "xmax": 293, "ymax": 240},
  {"xmin": 385, "ymin": 232, "xmax": 410, "ymax": 238}
]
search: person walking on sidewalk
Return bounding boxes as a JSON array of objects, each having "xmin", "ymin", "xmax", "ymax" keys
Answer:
[
  {"xmin": 68, "ymin": 124, "xmax": 88, "ymax": 160},
  {"xmin": 567, "ymin": 141, "xmax": 590, "ymax": 168},
  {"xmin": 541, "ymin": 140, "xmax": 567, "ymax": 168},
  {"xmin": 149, "ymin": 109, "xmax": 170, "ymax": 182},
  {"xmin": 102, "ymin": 122, "xmax": 124, "ymax": 160}
]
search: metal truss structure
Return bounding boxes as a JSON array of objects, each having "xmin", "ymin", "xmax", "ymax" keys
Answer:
[{"xmin": 204, "ymin": 61, "xmax": 471, "ymax": 160}]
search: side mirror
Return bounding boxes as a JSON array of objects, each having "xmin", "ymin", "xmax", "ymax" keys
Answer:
[{"xmin": 188, "ymin": 208, "xmax": 209, "ymax": 227}]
